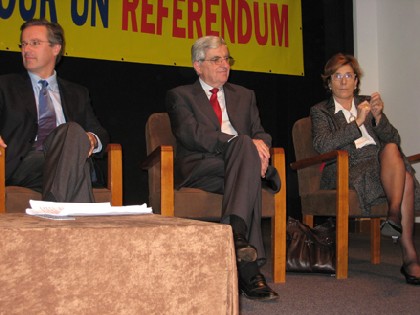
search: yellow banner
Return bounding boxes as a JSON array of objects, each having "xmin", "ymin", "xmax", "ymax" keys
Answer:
[{"xmin": 0, "ymin": 0, "xmax": 303, "ymax": 75}]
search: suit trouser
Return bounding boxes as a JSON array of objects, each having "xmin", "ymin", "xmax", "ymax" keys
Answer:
[
  {"xmin": 179, "ymin": 135, "xmax": 266, "ymax": 262},
  {"xmin": 7, "ymin": 122, "xmax": 94, "ymax": 203}
]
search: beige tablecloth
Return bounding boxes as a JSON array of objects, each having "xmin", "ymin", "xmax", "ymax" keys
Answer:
[{"xmin": 0, "ymin": 213, "xmax": 238, "ymax": 314}]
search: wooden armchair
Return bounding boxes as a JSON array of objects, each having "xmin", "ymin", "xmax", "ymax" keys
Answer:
[
  {"xmin": 290, "ymin": 116, "xmax": 420, "ymax": 280},
  {"xmin": 142, "ymin": 113, "xmax": 287, "ymax": 283},
  {"xmin": 0, "ymin": 144, "xmax": 123, "ymax": 213}
]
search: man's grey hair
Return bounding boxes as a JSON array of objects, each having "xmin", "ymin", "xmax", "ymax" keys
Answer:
[{"xmin": 191, "ymin": 36, "xmax": 227, "ymax": 64}]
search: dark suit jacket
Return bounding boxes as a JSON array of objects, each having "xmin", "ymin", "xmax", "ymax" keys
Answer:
[
  {"xmin": 166, "ymin": 80, "xmax": 272, "ymax": 187},
  {"xmin": 0, "ymin": 72, "xmax": 109, "ymax": 180},
  {"xmin": 311, "ymin": 95, "xmax": 400, "ymax": 159}
]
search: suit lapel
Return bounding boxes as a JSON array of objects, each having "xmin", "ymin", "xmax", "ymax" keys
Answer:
[
  {"xmin": 192, "ymin": 80, "xmax": 221, "ymax": 127},
  {"xmin": 20, "ymin": 73, "xmax": 38, "ymax": 120},
  {"xmin": 223, "ymin": 83, "xmax": 240, "ymax": 125},
  {"xmin": 324, "ymin": 97, "xmax": 348, "ymax": 128},
  {"xmin": 57, "ymin": 78, "xmax": 70, "ymax": 121}
]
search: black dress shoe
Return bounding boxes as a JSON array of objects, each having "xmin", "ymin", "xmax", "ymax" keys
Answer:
[
  {"xmin": 234, "ymin": 233, "xmax": 257, "ymax": 262},
  {"xmin": 400, "ymin": 265, "xmax": 420, "ymax": 285},
  {"xmin": 239, "ymin": 273, "xmax": 279, "ymax": 301}
]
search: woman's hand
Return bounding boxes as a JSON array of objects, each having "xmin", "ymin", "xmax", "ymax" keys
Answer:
[
  {"xmin": 370, "ymin": 92, "xmax": 383, "ymax": 124},
  {"xmin": 355, "ymin": 100, "xmax": 371, "ymax": 126}
]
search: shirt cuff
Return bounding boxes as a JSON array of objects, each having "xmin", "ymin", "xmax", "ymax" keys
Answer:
[
  {"xmin": 227, "ymin": 135, "xmax": 238, "ymax": 142},
  {"xmin": 91, "ymin": 133, "xmax": 103, "ymax": 153}
]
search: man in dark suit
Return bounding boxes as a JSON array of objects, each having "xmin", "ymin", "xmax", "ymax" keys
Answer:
[
  {"xmin": 0, "ymin": 18, "xmax": 109, "ymax": 202},
  {"xmin": 166, "ymin": 36, "xmax": 279, "ymax": 300}
]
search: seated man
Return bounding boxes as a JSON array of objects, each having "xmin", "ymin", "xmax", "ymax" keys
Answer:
[
  {"xmin": 0, "ymin": 18, "xmax": 109, "ymax": 203},
  {"xmin": 165, "ymin": 36, "xmax": 280, "ymax": 301}
]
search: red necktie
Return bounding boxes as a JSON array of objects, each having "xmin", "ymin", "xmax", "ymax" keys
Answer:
[{"xmin": 210, "ymin": 88, "xmax": 222, "ymax": 125}]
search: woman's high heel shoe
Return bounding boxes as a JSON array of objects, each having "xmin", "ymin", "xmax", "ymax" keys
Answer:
[{"xmin": 400, "ymin": 266, "xmax": 420, "ymax": 285}]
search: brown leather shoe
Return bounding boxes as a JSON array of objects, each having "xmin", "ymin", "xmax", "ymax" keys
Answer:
[{"xmin": 239, "ymin": 273, "xmax": 279, "ymax": 301}]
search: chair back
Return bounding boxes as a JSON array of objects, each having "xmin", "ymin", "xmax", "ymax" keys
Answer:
[
  {"xmin": 292, "ymin": 117, "xmax": 322, "ymax": 196},
  {"xmin": 145, "ymin": 113, "xmax": 177, "ymax": 154}
]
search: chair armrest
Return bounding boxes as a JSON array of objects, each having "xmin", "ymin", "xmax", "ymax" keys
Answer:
[
  {"xmin": 0, "ymin": 146, "xmax": 5, "ymax": 213},
  {"xmin": 107, "ymin": 144, "xmax": 123, "ymax": 206},
  {"xmin": 408, "ymin": 153, "xmax": 420, "ymax": 164},
  {"xmin": 141, "ymin": 145, "xmax": 174, "ymax": 216},
  {"xmin": 141, "ymin": 145, "xmax": 169, "ymax": 169},
  {"xmin": 290, "ymin": 149, "xmax": 348, "ymax": 170},
  {"xmin": 0, "ymin": 145, "xmax": 123, "ymax": 210}
]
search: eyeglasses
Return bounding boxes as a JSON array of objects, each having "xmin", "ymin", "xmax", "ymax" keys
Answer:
[
  {"xmin": 201, "ymin": 56, "xmax": 235, "ymax": 66},
  {"xmin": 331, "ymin": 73, "xmax": 356, "ymax": 81},
  {"xmin": 19, "ymin": 40, "xmax": 51, "ymax": 49}
]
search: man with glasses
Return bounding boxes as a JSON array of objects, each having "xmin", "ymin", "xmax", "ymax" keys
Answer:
[
  {"xmin": 0, "ymin": 18, "xmax": 108, "ymax": 203},
  {"xmin": 166, "ymin": 36, "xmax": 280, "ymax": 301}
]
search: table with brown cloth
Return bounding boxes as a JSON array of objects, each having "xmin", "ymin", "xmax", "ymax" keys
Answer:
[{"xmin": 0, "ymin": 213, "xmax": 238, "ymax": 314}]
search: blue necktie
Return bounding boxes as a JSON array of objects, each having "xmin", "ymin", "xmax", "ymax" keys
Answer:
[{"xmin": 35, "ymin": 80, "xmax": 56, "ymax": 150}]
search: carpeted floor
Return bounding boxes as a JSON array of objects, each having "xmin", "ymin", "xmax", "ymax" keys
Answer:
[{"xmin": 239, "ymin": 220, "xmax": 420, "ymax": 315}]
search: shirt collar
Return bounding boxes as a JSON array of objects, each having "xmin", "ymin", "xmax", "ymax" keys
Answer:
[
  {"xmin": 333, "ymin": 97, "xmax": 357, "ymax": 115},
  {"xmin": 28, "ymin": 70, "xmax": 58, "ymax": 92},
  {"xmin": 199, "ymin": 78, "xmax": 224, "ymax": 95}
]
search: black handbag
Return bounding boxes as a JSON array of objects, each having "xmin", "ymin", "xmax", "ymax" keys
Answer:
[{"xmin": 286, "ymin": 216, "xmax": 336, "ymax": 274}]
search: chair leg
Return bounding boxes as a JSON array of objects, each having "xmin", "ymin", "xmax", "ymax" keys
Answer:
[
  {"xmin": 271, "ymin": 216, "xmax": 286, "ymax": 283},
  {"xmin": 335, "ymin": 213, "xmax": 349, "ymax": 279},
  {"xmin": 370, "ymin": 218, "xmax": 381, "ymax": 264},
  {"xmin": 335, "ymin": 150, "xmax": 349, "ymax": 279},
  {"xmin": 271, "ymin": 147, "xmax": 286, "ymax": 283},
  {"xmin": 303, "ymin": 215, "xmax": 314, "ymax": 227}
]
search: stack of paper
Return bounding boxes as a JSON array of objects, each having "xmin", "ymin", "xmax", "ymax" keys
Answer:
[{"xmin": 26, "ymin": 200, "xmax": 152, "ymax": 218}]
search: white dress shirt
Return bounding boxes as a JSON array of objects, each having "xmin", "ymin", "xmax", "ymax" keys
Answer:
[
  {"xmin": 28, "ymin": 71, "xmax": 102, "ymax": 153},
  {"xmin": 199, "ymin": 78, "xmax": 238, "ymax": 137},
  {"xmin": 334, "ymin": 98, "xmax": 376, "ymax": 149}
]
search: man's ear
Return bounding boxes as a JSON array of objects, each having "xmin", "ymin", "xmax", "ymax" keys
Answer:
[
  {"xmin": 193, "ymin": 61, "xmax": 202, "ymax": 75},
  {"xmin": 53, "ymin": 44, "xmax": 62, "ymax": 57}
]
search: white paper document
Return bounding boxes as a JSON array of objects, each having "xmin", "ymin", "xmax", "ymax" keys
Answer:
[{"xmin": 26, "ymin": 200, "xmax": 152, "ymax": 217}]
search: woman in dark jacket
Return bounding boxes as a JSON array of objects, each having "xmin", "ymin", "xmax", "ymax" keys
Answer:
[{"xmin": 310, "ymin": 53, "xmax": 420, "ymax": 285}]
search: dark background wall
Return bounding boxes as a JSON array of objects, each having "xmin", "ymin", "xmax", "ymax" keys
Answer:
[{"xmin": 0, "ymin": 0, "xmax": 354, "ymax": 218}]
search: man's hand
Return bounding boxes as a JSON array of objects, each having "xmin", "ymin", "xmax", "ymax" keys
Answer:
[
  {"xmin": 86, "ymin": 132, "xmax": 98, "ymax": 157},
  {"xmin": 0, "ymin": 136, "xmax": 7, "ymax": 156},
  {"xmin": 252, "ymin": 139, "xmax": 270, "ymax": 177}
]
